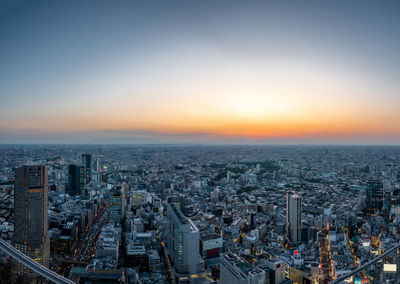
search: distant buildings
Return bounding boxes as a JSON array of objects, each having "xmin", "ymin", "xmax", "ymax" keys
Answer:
[
  {"xmin": 166, "ymin": 203, "xmax": 202, "ymax": 275},
  {"xmin": 286, "ymin": 191, "xmax": 302, "ymax": 243},
  {"xmin": 67, "ymin": 164, "xmax": 85, "ymax": 196},
  {"xmin": 365, "ymin": 179, "xmax": 384, "ymax": 215},
  {"xmin": 13, "ymin": 165, "xmax": 50, "ymax": 282}
]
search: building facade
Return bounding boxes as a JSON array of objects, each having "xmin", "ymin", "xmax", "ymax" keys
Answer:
[
  {"xmin": 67, "ymin": 164, "xmax": 85, "ymax": 196},
  {"xmin": 286, "ymin": 191, "xmax": 302, "ymax": 243},
  {"xmin": 365, "ymin": 180, "xmax": 384, "ymax": 215},
  {"xmin": 220, "ymin": 253, "xmax": 266, "ymax": 284},
  {"xmin": 13, "ymin": 165, "xmax": 50, "ymax": 282},
  {"xmin": 166, "ymin": 203, "xmax": 201, "ymax": 275},
  {"xmin": 110, "ymin": 185, "xmax": 125, "ymax": 226},
  {"xmin": 81, "ymin": 153, "xmax": 92, "ymax": 184}
]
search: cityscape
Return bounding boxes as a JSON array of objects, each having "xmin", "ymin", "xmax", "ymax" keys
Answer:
[
  {"xmin": 1, "ymin": 1, "xmax": 400, "ymax": 284},
  {"xmin": 0, "ymin": 145, "xmax": 400, "ymax": 283}
]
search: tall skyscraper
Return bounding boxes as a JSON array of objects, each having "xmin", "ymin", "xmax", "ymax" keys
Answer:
[
  {"xmin": 81, "ymin": 153, "xmax": 92, "ymax": 184},
  {"xmin": 167, "ymin": 203, "xmax": 201, "ymax": 275},
  {"xmin": 286, "ymin": 191, "xmax": 302, "ymax": 243},
  {"xmin": 13, "ymin": 165, "xmax": 50, "ymax": 282},
  {"xmin": 67, "ymin": 164, "xmax": 85, "ymax": 196},
  {"xmin": 365, "ymin": 180, "xmax": 384, "ymax": 215},
  {"xmin": 110, "ymin": 185, "xmax": 125, "ymax": 226}
]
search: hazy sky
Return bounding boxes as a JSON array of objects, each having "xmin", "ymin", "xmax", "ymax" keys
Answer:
[{"xmin": 1, "ymin": 0, "xmax": 400, "ymax": 144}]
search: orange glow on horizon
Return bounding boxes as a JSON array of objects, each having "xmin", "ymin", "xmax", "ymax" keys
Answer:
[
  {"xmin": 6, "ymin": 112, "xmax": 400, "ymax": 142},
  {"xmin": 2, "ymin": 66, "xmax": 400, "ymax": 142}
]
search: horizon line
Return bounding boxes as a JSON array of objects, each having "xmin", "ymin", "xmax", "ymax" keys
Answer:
[{"xmin": 1, "ymin": 143, "xmax": 400, "ymax": 147}]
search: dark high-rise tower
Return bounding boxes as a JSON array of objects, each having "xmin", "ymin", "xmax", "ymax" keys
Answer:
[
  {"xmin": 110, "ymin": 185, "xmax": 125, "ymax": 226},
  {"xmin": 365, "ymin": 180, "xmax": 384, "ymax": 215},
  {"xmin": 67, "ymin": 164, "xmax": 85, "ymax": 196},
  {"xmin": 81, "ymin": 153, "xmax": 92, "ymax": 184},
  {"xmin": 13, "ymin": 165, "xmax": 50, "ymax": 282}
]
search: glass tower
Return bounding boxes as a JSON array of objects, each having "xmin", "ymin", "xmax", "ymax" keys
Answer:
[
  {"xmin": 81, "ymin": 153, "xmax": 92, "ymax": 184},
  {"xmin": 365, "ymin": 180, "xmax": 384, "ymax": 215},
  {"xmin": 67, "ymin": 164, "xmax": 85, "ymax": 196}
]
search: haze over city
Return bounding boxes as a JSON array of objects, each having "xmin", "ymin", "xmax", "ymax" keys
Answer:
[
  {"xmin": 1, "ymin": 0, "xmax": 400, "ymax": 144},
  {"xmin": 3, "ymin": 2, "xmax": 400, "ymax": 284}
]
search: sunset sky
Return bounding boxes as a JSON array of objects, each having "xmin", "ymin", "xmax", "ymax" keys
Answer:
[{"xmin": 1, "ymin": 0, "xmax": 400, "ymax": 144}]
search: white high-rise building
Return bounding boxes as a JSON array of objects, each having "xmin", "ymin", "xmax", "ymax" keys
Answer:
[
  {"xmin": 286, "ymin": 191, "xmax": 302, "ymax": 242},
  {"xmin": 167, "ymin": 203, "xmax": 201, "ymax": 275}
]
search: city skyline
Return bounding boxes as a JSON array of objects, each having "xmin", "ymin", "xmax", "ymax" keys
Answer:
[
  {"xmin": 1, "ymin": 0, "xmax": 400, "ymax": 144},
  {"xmin": 1, "ymin": 144, "xmax": 400, "ymax": 282}
]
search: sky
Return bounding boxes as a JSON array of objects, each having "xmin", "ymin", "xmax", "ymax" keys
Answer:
[{"xmin": 1, "ymin": 0, "xmax": 400, "ymax": 144}]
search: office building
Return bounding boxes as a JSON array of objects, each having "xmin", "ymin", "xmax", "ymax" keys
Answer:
[
  {"xmin": 110, "ymin": 185, "xmax": 125, "ymax": 226},
  {"xmin": 286, "ymin": 191, "xmax": 302, "ymax": 243},
  {"xmin": 126, "ymin": 244, "xmax": 148, "ymax": 271},
  {"xmin": 67, "ymin": 164, "xmax": 85, "ymax": 196},
  {"xmin": 13, "ymin": 165, "xmax": 50, "ymax": 282},
  {"xmin": 82, "ymin": 153, "xmax": 92, "ymax": 184},
  {"xmin": 131, "ymin": 190, "xmax": 147, "ymax": 208},
  {"xmin": 220, "ymin": 253, "xmax": 266, "ymax": 284},
  {"xmin": 365, "ymin": 179, "xmax": 384, "ymax": 215},
  {"xmin": 264, "ymin": 258, "xmax": 285, "ymax": 284},
  {"xmin": 167, "ymin": 203, "xmax": 201, "ymax": 275},
  {"xmin": 200, "ymin": 234, "xmax": 223, "ymax": 259}
]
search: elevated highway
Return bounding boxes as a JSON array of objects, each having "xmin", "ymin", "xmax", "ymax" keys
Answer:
[
  {"xmin": 331, "ymin": 243, "xmax": 400, "ymax": 284},
  {"xmin": 0, "ymin": 238, "xmax": 75, "ymax": 284}
]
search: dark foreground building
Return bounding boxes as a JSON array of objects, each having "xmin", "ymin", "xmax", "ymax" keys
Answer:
[
  {"xmin": 365, "ymin": 180, "xmax": 384, "ymax": 215},
  {"xmin": 13, "ymin": 165, "xmax": 50, "ymax": 283}
]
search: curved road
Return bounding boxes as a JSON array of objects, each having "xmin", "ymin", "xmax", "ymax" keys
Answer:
[
  {"xmin": 0, "ymin": 238, "xmax": 75, "ymax": 284},
  {"xmin": 331, "ymin": 243, "xmax": 400, "ymax": 284}
]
